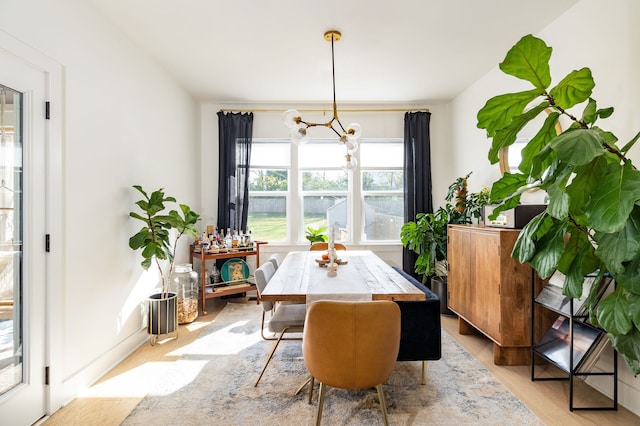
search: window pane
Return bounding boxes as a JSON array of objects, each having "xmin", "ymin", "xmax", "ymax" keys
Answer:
[
  {"xmin": 251, "ymin": 141, "xmax": 290, "ymax": 167},
  {"xmin": 247, "ymin": 195, "xmax": 287, "ymax": 242},
  {"xmin": 362, "ymin": 171, "xmax": 404, "ymax": 191},
  {"xmin": 363, "ymin": 195, "xmax": 403, "ymax": 240},
  {"xmin": 360, "ymin": 142, "xmax": 403, "ymax": 167},
  {"xmin": 249, "ymin": 169, "xmax": 288, "ymax": 191},
  {"xmin": 303, "ymin": 196, "xmax": 347, "ymax": 241},
  {"xmin": 299, "ymin": 141, "xmax": 345, "ymax": 168},
  {"xmin": 302, "ymin": 171, "xmax": 347, "ymax": 191}
]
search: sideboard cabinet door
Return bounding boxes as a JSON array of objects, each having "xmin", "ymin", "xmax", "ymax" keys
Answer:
[{"xmin": 447, "ymin": 224, "xmax": 534, "ymax": 365}]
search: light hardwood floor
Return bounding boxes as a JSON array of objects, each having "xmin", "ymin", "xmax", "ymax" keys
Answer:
[{"xmin": 41, "ymin": 299, "xmax": 639, "ymax": 425}]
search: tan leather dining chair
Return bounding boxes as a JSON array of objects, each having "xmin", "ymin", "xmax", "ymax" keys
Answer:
[
  {"xmin": 302, "ymin": 300, "xmax": 401, "ymax": 426},
  {"xmin": 309, "ymin": 242, "xmax": 346, "ymax": 251},
  {"xmin": 254, "ymin": 261, "xmax": 306, "ymax": 387}
]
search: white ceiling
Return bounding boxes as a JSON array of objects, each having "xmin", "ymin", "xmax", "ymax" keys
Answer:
[{"xmin": 87, "ymin": 0, "xmax": 578, "ymax": 104}]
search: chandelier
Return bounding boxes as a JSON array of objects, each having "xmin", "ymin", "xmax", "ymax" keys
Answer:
[{"xmin": 282, "ymin": 30, "xmax": 361, "ymax": 171}]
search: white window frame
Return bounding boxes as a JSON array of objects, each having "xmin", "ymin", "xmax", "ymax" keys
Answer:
[{"xmin": 248, "ymin": 137, "xmax": 403, "ymax": 245}]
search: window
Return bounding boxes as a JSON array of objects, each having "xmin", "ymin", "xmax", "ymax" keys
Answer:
[
  {"xmin": 247, "ymin": 141, "xmax": 289, "ymax": 242},
  {"xmin": 247, "ymin": 138, "xmax": 404, "ymax": 244},
  {"xmin": 360, "ymin": 140, "xmax": 404, "ymax": 241}
]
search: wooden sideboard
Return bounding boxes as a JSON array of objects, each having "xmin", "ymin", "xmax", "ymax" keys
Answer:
[{"xmin": 447, "ymin": 224, "xmax": 548, "ymax": 365}]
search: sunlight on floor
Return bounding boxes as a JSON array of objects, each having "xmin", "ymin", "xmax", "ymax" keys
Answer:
[
  {"xmin": 75, "ymin": 318, "xmax": 262, "ymax": 398},
  {"xmin": 176, "ymin": 319, "xmax": 262, "ymax": 356},
  {"xmin": 77, "ymin": 359, "xmax": 208, "ymax": 398}
]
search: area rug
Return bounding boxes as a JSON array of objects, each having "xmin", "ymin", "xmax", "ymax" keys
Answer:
[{"xmin": 121, "ymin": 301, "xmax": 543, "ymax": 426}]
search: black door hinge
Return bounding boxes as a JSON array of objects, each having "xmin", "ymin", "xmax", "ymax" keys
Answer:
[
  {"xmin": 45, "ymin": 101, "xmax": 50, "ymax": 119},
  {"xmin": 45, "ymin": 234, "xmax": 50, "ymax": 252},
  {"xmin": 45, "ymin": 366, "xmax": 50, "ymax": 385}
]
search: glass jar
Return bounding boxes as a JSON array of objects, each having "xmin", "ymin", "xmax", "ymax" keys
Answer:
[{"xmin": 171, "ymin": 263, "xmax": 199, "ymax": 324}]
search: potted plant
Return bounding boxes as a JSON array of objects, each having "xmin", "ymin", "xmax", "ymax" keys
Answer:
[
  {"xmin": 305, "ymin": 225, "xmax": 328, "ymax": 245},
  {"xmin": 129, "ymin": 185, "xmax": 200, "ymax": 345},
  {"xmin": 477, "ymin": 34, "xmax": 640, "ymax": 374},
  {"xmin": 401, "ymin": 173, "xmax": 490, "ymax": 314}
]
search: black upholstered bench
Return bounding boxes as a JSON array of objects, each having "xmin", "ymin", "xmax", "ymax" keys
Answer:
[{"xmin": 392, "ymin": 266, "xmax": 442, "ymax": 384}]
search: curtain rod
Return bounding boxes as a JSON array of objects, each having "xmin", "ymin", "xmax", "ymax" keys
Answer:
[{"xmin": 218, "ymin": 107, "xmax": 430, "ymax": 113}]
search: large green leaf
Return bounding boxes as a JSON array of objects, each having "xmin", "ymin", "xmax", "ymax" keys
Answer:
[
  {"xmin": 612, "ymin": 256, "xmax": 640, "ymax": 296},
  {"xmin": 550, "ymin": 128, "xmax": 606, "ymax": 166},
  {"xmin": 512, "ymin": 212, "xmax": 552, "ymax": 264},
  {"xmin": 608, "ymin": 331, "xmax": 640, "ymax": 376},
  {"xmin": 548, "ymin": 68, "xmax": 595, "ymax": 109},
  {"xmin": 519, "ymin": 111, "xmax": 560, "ymax": 175},
  {"xmin": 581, "ymin": 98, "xmax": 597, "ymax": 125},
  {"xmin": 556, "ymin": 228, "xmax": 599, "ymax": 283},
  {"xmin": 565, "ymin": 156, "xmax": 609, "ymax": 225},
  {"xmin": 129, "ymin": 229, "xmax": 151, "ymax": 250},
  {"xmin": 633, "ymin": 293, "xmax": 640, "ymax": 329},
  {"xmin": 489, "ymin": 173, "xmax": 528, "ymax": 200},
  {"xmin": 586, "ymin": 161, "xmax": 640, "ymax": 233},
  {"xmin": 597, "ymin": 288, "xmax": 633, "ymax": 335},
  {"xmin": 561, "ymin": 239, "xmax": 598, "ymax": 299},
  {"xmin": 477, "ymin": 91, "xmax": 545, "ymax": 138},
  {"xmin": 488, "ymin": 104, "xmax": 550, "ymax": 163},
  {"xmin": 546, "ymin": 181, "xmax": 569, "ymax": 220},
  {"xmin": 594, "ymin": 207, "xmax": 640, "ymax": 275},
  {"xmin": 530, "ymin": 145, "xmax": 557, "ymax": 179},
  {"xmin": 543, "ymin": 163, "xmax": 573, "ymax": 219},
  {"xmin": 530, "ymin": 220, "xmax": 568, "ymax": 278},
  {"xmin": 499, "ymin": 34, "xmax": 552, "ymax": 89}
]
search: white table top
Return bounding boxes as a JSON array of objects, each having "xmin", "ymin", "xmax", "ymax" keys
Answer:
[{"xmin": 260, "ymin": 250, "xmax": 426, "ymax": 302}]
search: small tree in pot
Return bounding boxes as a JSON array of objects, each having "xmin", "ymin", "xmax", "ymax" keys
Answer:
[{"xmin": 129, "ymin": 185, "xmax": 200, "ymax": 344}]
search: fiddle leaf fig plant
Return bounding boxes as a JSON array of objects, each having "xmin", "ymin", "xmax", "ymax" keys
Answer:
[
  {"xmin": 129, "ymin": 185, "xmax": 200, "ymax": 297},
  {"xmin": 478, "ymin": 34, "xmax": 640, "ymax": 374}
]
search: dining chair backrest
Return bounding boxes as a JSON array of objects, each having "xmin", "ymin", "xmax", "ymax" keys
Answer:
[
  {"xmin": 309, "ymin": 242, "xmax": 346, "ymax": 251},
  {"xmin": 303, "ymin": 300, "xmax": 400, "ymax": 388},
  {"xmin": 302, "ymin": 300, "xmax": 400, "ymax": 425},
  {"xmin": 255, "ymin": 261, "xmax": 276, "ymax": 311},
  {"xmin": 267, "ymin": 253, "xmax": 281, "ymax": 270}
]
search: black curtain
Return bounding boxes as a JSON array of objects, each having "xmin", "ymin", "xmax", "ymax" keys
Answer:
[
  {"xmin": 217, "ymin": 111, "xmax": 253, "ymax": 233},
  {"xmin": 403, "ymin": 111, "xmax": 433, "ymax": 278}
]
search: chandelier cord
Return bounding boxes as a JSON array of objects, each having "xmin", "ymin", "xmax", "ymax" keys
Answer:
[{"xmin": 330, "ymin": 34, "xmax": 346, "ymax": 135}]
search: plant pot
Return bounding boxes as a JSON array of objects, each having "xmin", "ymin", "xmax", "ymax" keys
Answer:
[
  {"xmin": 430, "ymin": 277, "xmax": 456, "ymax": 316},
  {"xmin": 147, "ymin": 292, "xmax": 178, "ymax": 345}
]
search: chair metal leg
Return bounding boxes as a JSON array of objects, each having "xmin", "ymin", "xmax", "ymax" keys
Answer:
[
  {"xmin": 316, "ymin": 382, "xmax": 326, "ymax": 426},
  {"xmin": 422, "ymin": 360, "xmax": 427, "ymax": 385},
  {"xmin": 294, "ymin": 374, "xmax": 313, "ymax": 396},
  {"xmin": 254, "ymin": 331, "xmax": 285, "ymax": 387},
  {"xmin": 308, "ymin": 376, "xmax": 315, "ymax": 405},
  {"xmin": 376, "ymin": 383, "xmax": 390, "ymax": 426}
]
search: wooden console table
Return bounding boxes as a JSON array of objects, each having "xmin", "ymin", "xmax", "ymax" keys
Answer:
[{"xmin": 190, "ymin": 241, "xmax": 266, "ymax": 315}]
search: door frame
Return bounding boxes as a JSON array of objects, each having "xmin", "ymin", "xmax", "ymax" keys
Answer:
[{"xmin": 0, "ymin": 29, "xmax": 64, "ymax": 416}]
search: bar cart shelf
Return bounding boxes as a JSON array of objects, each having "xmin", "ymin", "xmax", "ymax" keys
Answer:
[{"xmin": 190, "ymin": 241, "xmax": 267, "ymax": 315}]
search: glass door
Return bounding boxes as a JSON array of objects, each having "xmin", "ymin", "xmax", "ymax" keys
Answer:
[
  {"xmin": 0, "ymin": 85, "xmax": 23, "ymax": 398},
  {"xmin": 0, "ymin": 43, "xmax": 48, "ymax": 424}
]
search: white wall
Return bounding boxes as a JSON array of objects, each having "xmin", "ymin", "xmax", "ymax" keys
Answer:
[
  {"xmin": 1, "ymin": 0, "xmax": 200, "ymax": 410},
  {"xmin": 448, "ymin": 0, "xmax": 640, "ymax": 415}
]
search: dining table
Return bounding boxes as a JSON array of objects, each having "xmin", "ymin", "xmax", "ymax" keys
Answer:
[{"xmin": 260, "ymin": 250, "xmax": 426, "ymax": 303}]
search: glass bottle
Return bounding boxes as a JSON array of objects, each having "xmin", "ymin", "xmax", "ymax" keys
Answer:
[
  {"xmin": 232, "ymin": 229, "xmax": 240, "ymax": 248},
  {"xmin": 211, "ymin": 264, "xmax": 221, "ymax": 284},
  {"xmin": 225, "ymin": 228, "xmax": 232, "ymax": 249},
  {"xmin": 201, "ymin": 231, "xmax": 210, "ymax": 251},
  {"xmin": 171, "ymin": 263, "xmax": 199, "ymax": 324}
]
